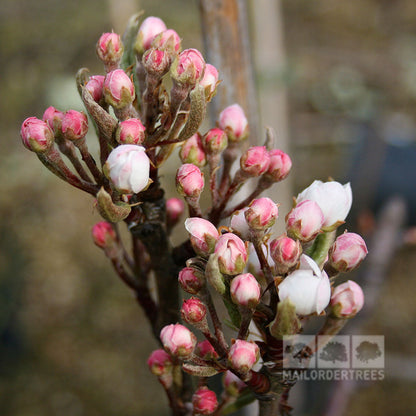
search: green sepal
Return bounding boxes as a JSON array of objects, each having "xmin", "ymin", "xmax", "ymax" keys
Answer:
[
  {"xmin": 269, "ymin": 298, "xmax": 301, "ymax": 340},
  {"xmin": 305, "ymin": 230, "xmax": 336, "ymax": 269},
  {"xmin": 222, "ymin": 389, "xmax": 256, "ymax": 415},
  {"xmin": 96, "ymin": 187, "xmax": 131, "ymax": 222}
]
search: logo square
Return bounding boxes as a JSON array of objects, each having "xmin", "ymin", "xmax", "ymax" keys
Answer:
[
  {"xmin": 283, "ymin": 335, "xmax": 316, "ymax": 369},
  {"xmin": 352, "ymin": 335, "xmax": 384, "ymax": 368},
  {"xmin": 317, "ymin": 335, "xmax": 350, "ymax": 369}
]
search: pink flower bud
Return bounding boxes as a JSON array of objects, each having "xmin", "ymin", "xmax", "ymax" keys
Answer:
[
  {"xmin": 181, "ymin": 297, "xmax": 207, "ymax": 327},
  {"xmin": 240, "ymin": 146, "xmax": 270, "ymax": 176},
  {"xmin": 96, "ymin": 32, "xmax": 123, "ymax": 67},
  {"xmin": 147, "ymin": 349, "xmax": 173, "ymax": 376},
  {"xmin": 185, "ymin": 218, "xmax": 219, "ymax": 257},
  {"xmin": 176, "ymin": 164, "xmax": 204, "ymax": 198},
  {"xmin": 278, "ymin": 255, "xmax": 331, "ymax": 315},
  {"xmin": 270, "ymin": 235, "xmax": 301, "ymax": 269},
  {"xmin": 230, "ymin": 208, "xmax": 250, "ymax": 240},
  {"xmin": 178, "ymin": 266, "xmax": 205, "ymax": 294},
  {"xmin": 160, "ymin": 323, "xmax": 197, "ymax": 358},
  {"xmin": 142, "ymin": 48, "xmax": 170, "ymax": 76},
  {"xmin": 223, "ymin": 371, "xmax": 246, "ymax": 396},
  {"xmin": 171, "ymin": 48, "xmax": 205, "ymax": 86},
  {"xmin": 136, "ymin": 16, "xmax": 167, "ymax": 53},
  {"xmin": 116, "ymin": 118, "xmax": 146, "ymax": 145},
  {"xmin": 20, "ymin": 117, "xmax": 54, "ymax": 153},
  {"xmin": 218, "ymin": 104, "xmax": 249, "ymax": 142},
  {"xmin": 228, "ymin": 340, "xmax": 259, "ymax": 374},
  {"xmin": 328, "ymin": 232, "xmax": 368, "ymax": 272},
  {"xmin": 331, "ymin": 280, "xmax": 365, "ymax": 318},
  {"xmin": 91, "ymin": 221, "xmax": 117, "ymax": 248},
  {"xmin": 214, "ymin": 233, "xmax": 248, "ymax": 275},
  {"xmin": 230, "ymin": 273, "xmax": 261, "ymax": 308},
  {"xmin": 104, "ymin": 145, "xmax": 150, "ymax": 194},
  {"xmin": 61, "ymin": 110, "xmax": 88, "ymax": 141},
  {"xmin": 179, "ymin": 133, "xmax": 206, "ymax": 167},
  {"xmin": 245, "ymin": 197, "xmax": 278, "ymax": 230},
  {"xmin": 265, "ymin": 149, "xmax": 292, "ymax": 182},
  {"xmin": 199, "ymin": 63, "xmax": 219, "ymax": 101},
  {"xmin": 85, "ymin": 75, "xmax": 105, "ymax": 102},
  {"xmin": 296, "ymin": 180, "xmax": 353, "ymax": 230},
  {"xmin": 103, "ymin": 69, "xmax": 135, "ymax": 109},
  {"xmin": 286, "ymin": 200, "xmax": 325, "ymax": 242},
  {"xmin": 166, "ymin": 197, "xmax": 185, "ymax": 226},
  {"xmin": 43, "ymin": 106, "xmax": 64, "ymax": 134},
  {"xmin": 192, "ymin": 386, "xmax": 218, "ymax": 415},
  {"xmin": 195, "ymin": 340, "xmax": 219, "ymax": 360},
  {"xmin": 151, "ymin": 29, "xmax": 181, "ymax": 53},
  {"xmin": 202, "ymin": 128, "xmax": 228, "ymax": 154}
]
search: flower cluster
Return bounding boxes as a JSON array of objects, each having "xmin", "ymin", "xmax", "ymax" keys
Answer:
[{"xmin": 19, "ymin": 13, "xmax": 368, "ymax": 416}]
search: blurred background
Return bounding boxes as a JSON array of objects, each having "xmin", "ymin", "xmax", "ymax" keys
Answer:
[{"xmin": 1, "ymin": 0, "xmax": 416, "ymax": 415}]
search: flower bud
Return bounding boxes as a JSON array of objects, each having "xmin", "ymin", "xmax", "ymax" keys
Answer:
[
  {"xmin": 181, "ymin": 297, "xmax": 208, "ymax": 327},
  {"xmin": 166, "ymin": 197, "xmax": 185, "ymax": 227},
  {"xmin": 265, "ymin": 149, "xmax": 292, "ymax": 182},
  {"xmin": 240, "ymin": 146, "xmax": 270, "ymax": 176},
  {"xmin": 91, "ymin": 221, "xmax": 117, "ymax": 249},
  {"xmin": 96, "ymin": 32, "xmax": 123, "ymax": 69},
  {"xmin": 328, "ymin": 232, "xmax": 368, "ymax": 272},
  {"xmin": 192, "ymin": 386, "xmax": 218, "ymax": 415},
  {"xmin": 116, "ymin": 118, "xmax": 146, "ymax": 145},
  {"xmin": 142, "ymin": 48, "xmax": 170, "ymax": 76},
  {"xmin": 103, "ymin": 69, "xmax": 135, "ymax": 109},
  {"xmin": 270, "ymin": 235, "xmax": 302, "ymax": 269},
  {"xmin": 178, "ymin": 266, "xmax": 205, "ymax": 294},
  {"xmin": 278, "ymin": 255, "xmax": 331, "ymax": 315},
  {"xmin": 214, "ymin": 233, "xmax": 248, "ymax": 275},
  {"xmin": 228, "ymin": 339, "xmax": 259, "ymax": 374},
  {"xmin": 147, "ymin": 349, "xmax": 173, "ymax": 376},
  {"xmin": 230, "ymin": 208, "xmax": 250, "ymax": 240},
  {"xmin": 331, "ymin": 280, "xmax": 365, "ymax": 318},
  {"xmin": 151, "ymin": 29, "xmax": 181, "ymax": 54},
  {"xmin": 185, "ymin": 218, "xmax": 219, "ymax": 257},
  {"xmin": 179, "ymin": 133, "xmax": 206, "ymax": 167},
  {"xmin": 245, "ymin": 197, "xmax": 278, "ymax": 230},
  {"xmin": 160, "ymin": 323, "xmax": 197, "ymax": 358},
  {"xmin": 218, "ymin": 104, "xmax": 249, "ymax": 142},
  {"xmin": 199, "ymin": 63, "xmax": 219, "ymax": 101},
  {"xmin": 104, "ymin": 145, "xmax": 150, "ymax": 194},
  {"xmin": 136, "ymin": 16, "xmax": 167, "ymax": 54},
  {"xmin": 230, "ymin": 273, "xmax": 261, "ymax": 308},
  {"xmin": 202, "ymin": 128, "xmax": 228, "ymax": 154},
  {"xmin": 176, "ymin": 163, "xmax": 204, "ymax": 198},
  {"xmin": 171, "ymin": 48, "xmax": 205, "ymax": 86},
  {"xmin": 286, "ymin": 200, "xmax": 325, "ymax": 242},
  {"xmin": 20, "ymin": 117, "xmax": 54, "ymax": 153},
  {"xmin": 61, "ymin": 110, "xmax": 88, "ymax": 141},
  {"xmin": 223, "ymin": 371, "xmax": 246, "ymax": 396},
  {"xmin": 85, "ymin": 75, "xmax": 105, "ymax": 103},
  {"xmin": 296, "ymin": 180, "xmax": 353, "ymax": 230},
  {"xmin": 195, "ymin": 340, "xmax": 219, "ymax": 360},
  {"xmin": 43, "ymin": 106, "xmax": 64, "ymax": 134}
]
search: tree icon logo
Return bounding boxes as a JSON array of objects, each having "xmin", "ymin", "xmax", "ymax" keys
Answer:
[
  {"xmin": 319, "ymin": 341, "xmax": 348, "ymax": 364},
  {"xmin": 283, "ymin": 335, "xmax": 316, "ymax": 369},
  {"xmin": 355, "ymin": 341, "xmax": 382, "ymax": 363},
  {"xmin": 352, "ymin": 336, "xmax": 384, "ymax": 368},
  {"xmin": 317, "ymin": 336, "xmax": 350, "ymax": 368}
]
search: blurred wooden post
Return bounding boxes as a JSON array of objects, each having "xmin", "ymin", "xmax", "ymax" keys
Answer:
[
  {"xmin": 199, "ymin": 0, "xmax": 260, "ymax": 140},
  {"xmin": 251, "ymin": 0, "xmax": 292, "ymax": 229}
]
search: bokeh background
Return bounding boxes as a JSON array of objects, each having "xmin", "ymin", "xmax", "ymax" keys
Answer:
[{"xmin": 1, "ymin": 0, "xmax": 416, "ymax": 415}]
